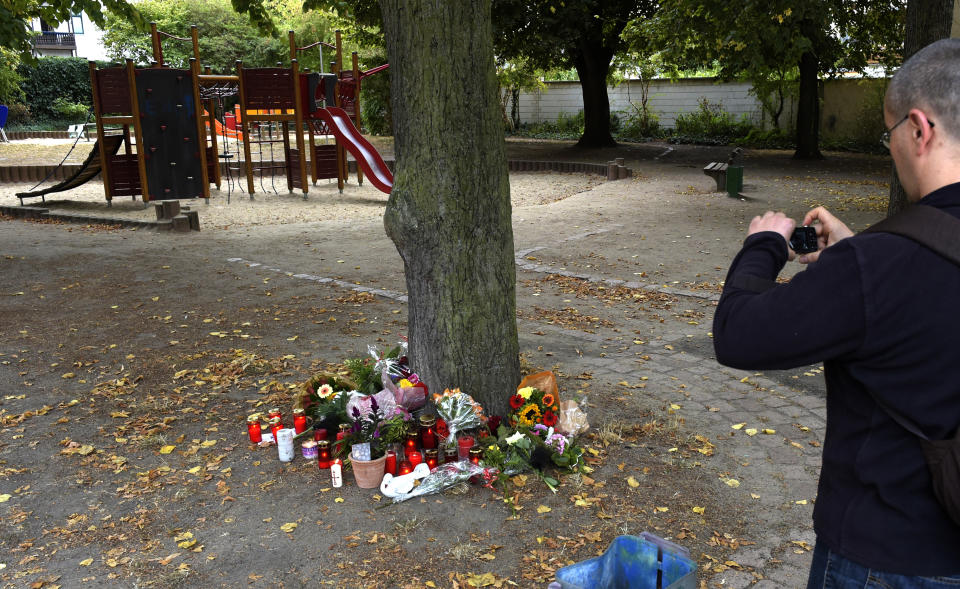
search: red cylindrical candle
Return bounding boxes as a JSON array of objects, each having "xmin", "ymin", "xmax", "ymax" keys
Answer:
[
  {"xmin": 317, "ymin": 440, "xmax": 331, "ymax": 469},
  {"xmin": 404, "ymin": 432, "xmax": 418, "ymax": 455},
  {"xmin": 246, "ymin": 416, "xmax": 262, "ymax": 443},
  {"xmin": 385, "ymin": 450, "xmax": 398, "ymax": 477},
  {"xmin": 444, "ymin": 447, "xmax": 458, "ymax": 464},
  {"xmin": 469, "ymin": 447, "xmax": 482, "ymax": 465},
  {"xmin": 425, "ymin": 449, "xmax": 438, "ymax": 470},
  {"xmin": 268, "ymin": 407, "xmax": 282, "ymax": 422},
  {"xmin": 313, "ymin": 428, "xmax": 328, "ymax": 442},
  {"xmin": 458, "ymin": 436, "xmax": 475, "ymax": 461},
  {"xmin": 293, "ymin": 409, "xmax": 307, "ymax": 434},
  {"xmin": 419, "ymin": 415, "xmax": 437, "ymax": 450},
  {"xmin": 398, "ymin": 460, "xmax": 413, "ymax": 475},
  {"xmin": 269, "ymin": 417, "xmax": 282, "ymax": 443},
  {"xmin": 408, "ymin": 451, "xmax": 423, "ymax": 467}
]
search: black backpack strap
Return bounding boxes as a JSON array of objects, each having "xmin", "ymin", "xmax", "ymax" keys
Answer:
[
  {"xmin": 862, "ymin": 204, "xmax": 960, "ymax": 266},
  {"xmin": 858, "ymin": 204, "xmax": 960, "ymax": 440}
]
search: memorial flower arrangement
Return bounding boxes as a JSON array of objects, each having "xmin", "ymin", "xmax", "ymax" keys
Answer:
[
  {"xmin": 482, "ymin": 422, "xmax": 584, "ymax": 493},
  {"xmin": 508, "ymin": 386, "xmax": 560, "ymax": 428},
  {"xmin": 338, "ymin": 395, "xmax": 413, "ymax": 462},
  {"xmin": 302, "ymin": 372, "xmax": 354, "ymax": 426},
  {"xmin": 434, "ymin": 388, "xmax": 485, "ymax": 446}
]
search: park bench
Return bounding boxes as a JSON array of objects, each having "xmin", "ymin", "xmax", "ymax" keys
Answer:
[{"xmin": 703, "ymin": 147, "xmax": 743, "ymax": 192}]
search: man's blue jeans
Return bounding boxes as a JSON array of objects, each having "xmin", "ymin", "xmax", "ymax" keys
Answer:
[{"xmin": 807, "ymin": 542, "xmax": 960, "ymax": 588}]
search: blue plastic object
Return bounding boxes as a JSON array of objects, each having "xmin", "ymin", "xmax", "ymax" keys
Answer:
[{"xmin": 553, "ymin": 533, "xmax": 696, "ymax": 589}]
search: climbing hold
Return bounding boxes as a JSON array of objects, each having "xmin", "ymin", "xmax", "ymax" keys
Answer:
[
  {"xmin": 170, "ymin": 162, "xmax": 177, "ymax": 167},
  {"xmin": 150, "ymin": 146, "xmax": 157, "ymax": 152},
  {"xmin": 160, "ymin": 125, "xmax": 166, "ymax": 131}
]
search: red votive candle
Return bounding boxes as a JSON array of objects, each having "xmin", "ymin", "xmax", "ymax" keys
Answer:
[
  {"xmin": 469, "ymin": 447, "xmax": 482, "ymax": 465},
  {"xmin": 385, "ymin": 450, "xmax": 398, "ymax": 476},
  {"xmin": 293, "ymin": 408, "xmax": 307, "ymax": 434},
  {"xmin": 408, "ymin": 451, "xmax": 423, "ymax": 467},
  {"xmin": 458, "ymin": 436, "xmax": 475, "ymax": 461},
  {"xmin": 425, "ymin": 449, "xmax": 438, "ymax": 470},
  {"xmin": 444, "ymin": 446, "xmax": 458, "ymax": 464},
  {"xmin": 398, "ymin": 460, "xmax": 413, "ymax": 475},
  {"xmin": 268, "ymin": 407, "xmax": 282, "ymax": 422},
  {"xmin": 419, "ymin": 415, "xmax": 437, "ymax": 449},
  {"xmin": 317, "ymin": 440, "xmax": 331, "ymax": 469},
  {"xmin": 336, "ymin": 423, "xmax": 350, "ymax": 441},
  {"xmin": 246, "ymin": 416, "xmax": 262, "ymax": 443},
  {"xmin": 313, "ymin": 428, "xmax": 328, "ymax": 442},
  {"xmin": 269, "ymin": 417, "xmax": 282, "ymax": 443},
  {"xmin": 404, "ymin": 432, "xmax": 418, "ymax": 455}
]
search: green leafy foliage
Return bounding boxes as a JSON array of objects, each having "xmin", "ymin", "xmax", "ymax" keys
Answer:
[
  {"xmin": 358, "ymin": 50, "xmax": 391, "ymax": 136},
  {"xmin": 16, "ymin": 57, "xmax": 95, "ymax": 121},
  {"xmin": 2, "ymin": 1, "xmax": 142, "ymax": 59},
  {"xmin": 673, "ymin": 98, "xmax": 753, "ymax": 141},
  {"xmin": 0, "ymin": 47, "xmax": 24, "ymax": 104}
]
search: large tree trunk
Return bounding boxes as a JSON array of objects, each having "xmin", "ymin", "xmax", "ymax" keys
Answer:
[
  {"xmin": 793, "ymin": 48, "xmax": 822, "ymax": 160},
  {"xmin": 574, "ymin": 45, "xmax": 617, "ymax": 148},
  {"xmin": 887, "ymin": 0, "xmax": 954, "ymax": 216},
  {"xmin": 380, "ymin": 0, "xmax": 519, "ymax": 417}
]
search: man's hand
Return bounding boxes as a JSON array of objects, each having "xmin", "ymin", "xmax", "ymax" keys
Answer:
[
  {"xmin": 748, "ymin": 211, "xmax": 796, "ymax": 257},
  {"xmin": 798, "ymin": 207, "xmax": 854, "ymax": 264}
]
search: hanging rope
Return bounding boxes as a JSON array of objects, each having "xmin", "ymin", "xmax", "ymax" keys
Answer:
[{"xmin": 24, "ymin": 109, "xmax": 94, "ymax": 192}]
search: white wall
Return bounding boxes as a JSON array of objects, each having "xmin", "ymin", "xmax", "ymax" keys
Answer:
[
  {"xmin": 517, "ymin": 78, "xmax": 768, "ymax": 129},
  {"xmin": 31, "ymin": 12, "xmax": 108, "ymax": 60}
]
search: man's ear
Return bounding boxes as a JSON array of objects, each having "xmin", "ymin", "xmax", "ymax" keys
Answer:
[{"xmin": 907, "ymin": 108, "xmax": 936, "ymax": 154}]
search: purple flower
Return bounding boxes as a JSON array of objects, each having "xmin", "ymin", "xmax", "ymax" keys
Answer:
[
  {"xmin": 370, "ymin": 396, "xmax": 379, "ymax": 414},
  {"xmin": 373, "ymin": 428, "xmax": 380, "ymax": 439},
  {"xmin": 352, "ymin": 406, "xmax": 361, "ymax": 419}
]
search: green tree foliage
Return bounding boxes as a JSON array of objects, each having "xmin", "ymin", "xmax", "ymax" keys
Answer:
[
  {"xmin": 636, "ymin": 1, "xmax": 904, "ymax": 159},
  {"xmin": 0, "ymin": 48, "xmax": 25, "ymax": 105},
  {"xmin": 1, "ymin": 0, "xmax": 141, "ymax": 58},
  {"xmin": 16, "ymin": 57, "xmax": 95, "ymax": 120},
  {"xmin": 491, "ymin": 0, "xmax": 659, "ymax": 148}
]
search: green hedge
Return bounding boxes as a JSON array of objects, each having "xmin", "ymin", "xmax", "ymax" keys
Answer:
[{"xmin": 16, "ymin": 57, "xmax": 100, "ymax": 121}]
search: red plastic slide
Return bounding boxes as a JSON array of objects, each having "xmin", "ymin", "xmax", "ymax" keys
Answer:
[{"xmin": 316, "ymin": 107, "xmax": 393, "ymax": 194}]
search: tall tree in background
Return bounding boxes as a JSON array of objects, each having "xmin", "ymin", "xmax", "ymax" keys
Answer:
[
  {"xmin": 887, "ymin": 0, "xmax": 955, "ymax": 216},
  {"xmin": 492, "ymin": 0, "xmax": 658, "ymax": 148},
  {"xmin": 646, "ymin": 0, "xmax": 904, "ymax": 159},
  {"xmin": 379, "ymin": 0, "xmax": 519, "ymax": 415}
]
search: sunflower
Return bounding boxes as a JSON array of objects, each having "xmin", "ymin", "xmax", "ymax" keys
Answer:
[
  {"xmin": 541, "ymin": 393, "xmax": 555, "ymax": 408},
  {"xmin": 517, "ymin": 403, "xmax": 541, "ymax": 427},
  {"xmin": 542, "ymin": 410, "xmax": 558, "ymax": 427},
  {"xmin": 509, "ymin": 394, "xmax": 525, "ymax": 410}
]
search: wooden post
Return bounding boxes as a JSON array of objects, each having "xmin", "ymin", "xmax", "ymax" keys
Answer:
[
  {"xmin": 189, "ymin": 58, "xmax": 211, "ymax": 201},
  {"xmin": 334, "ymin": 30, "xmax": 343, "ymax": 75},
  {"xmin": 150, "ymin": 23, "xmax": 163, "ymax": 67},
  {"xmin": 190, "ymin": 26, "xmax": 200, "ymax": 62},
  {"xmin": 288, "ymin": 30, "xmax": 297, "ymax": 61},
  {"xmin": 352, "ymin": 51, "xmax": 364, "ymax": 187},
  {"xmin": 236, "ymin": 61, "xmax": 256, "ymax": 197},
  {"xmin": 88, "ymin": 61, "xmax": 112, "ymax": 205},
  {"xmin": 203, "ymin": 65, "xmax": 222, "ymax": 190},
  {"xmin": 291, "ymin": 59, "xmax": 309, "ymax": 198},
  {"xmin": 126, "ymin": 60, "xmax": 151, "ymax": 202}
]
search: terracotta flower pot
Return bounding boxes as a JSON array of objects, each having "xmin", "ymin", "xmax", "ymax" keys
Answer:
[{"xmin": 350, "ymin": 452, "xmax": 386, "ymax": 489}]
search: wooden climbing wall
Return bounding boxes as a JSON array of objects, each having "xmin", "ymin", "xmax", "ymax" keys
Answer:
[{"xmin": 136, "ymin": 68, "xmax": 203, "ymax": 200}]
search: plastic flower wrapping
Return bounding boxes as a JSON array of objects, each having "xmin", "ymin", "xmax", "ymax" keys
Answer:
[
  {"xmin": 387, "ymin": 461, "xmax": 499, "ymax": 503},
  {"xmin": 434, "ymin": 388, "xmax": 485, "ymax": 445}
]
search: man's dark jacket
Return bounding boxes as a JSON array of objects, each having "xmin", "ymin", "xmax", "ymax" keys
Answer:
[{"xmin": 714, "ymin": 182, "xmax": 960, "ymax": 575}]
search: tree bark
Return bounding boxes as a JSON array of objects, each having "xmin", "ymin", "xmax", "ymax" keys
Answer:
[
  {"xmin": 887, "ymin": 0, "xmax": 954, "ymax": 216},
  {"xmin": 574, "ymin": 45, "xmax": 617, "ymax": 148},
  {"xmin": 793, "ymin": 48, "xmax": 822, "ymax": 160},
  {"xmin": 379, "ymin": 0, "xmax": 519, "ymax": 417}
]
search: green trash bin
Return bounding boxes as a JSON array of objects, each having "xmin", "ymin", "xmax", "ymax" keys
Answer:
[
  {"xmin": 726, "ymin": 165, "xmax": 743, "ymax": 196},
  {"xmin": 552, "ymin": 532, "xmax": 697, "ymax": 589}
]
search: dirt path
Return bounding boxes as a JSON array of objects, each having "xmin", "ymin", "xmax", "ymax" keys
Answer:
[{"xmin": 0, "ymin": 138, "xmax": 891, "ymax": 588}]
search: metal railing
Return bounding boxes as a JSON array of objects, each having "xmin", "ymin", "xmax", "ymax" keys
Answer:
[{"xmin": 34, "ymin": 32, "xmax": 76, "ymax": 49}]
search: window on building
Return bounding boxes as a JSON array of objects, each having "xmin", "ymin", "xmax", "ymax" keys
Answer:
[{"xmin": 71, "ymin": 13, "xmax": 84, "ymax": 34}]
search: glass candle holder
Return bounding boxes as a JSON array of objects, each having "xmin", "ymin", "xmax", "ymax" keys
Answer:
[
  {"xmin": 469, "ymin": 447, "xmax": 482, "ymax": 465},
  {"xmin": 404, "ymin": 431, "xmax": 419, "ymax": 456},
  {"xmin": 419, "ymin": 414, "xmax": 437, "ymax": 450},
  {"xmin": 425, "ymin": 449, "xmax": 438, "ymax": 470},
  {"xmin": 313, "ymin": 428, "xmax": 328, "ymax": 442},
  {"xmin": 268, "ymin": 407, "xmax": 282, "ymax": 422},
  {"xmin": 398, "ymin": 460, "xmax": 413, "ymax": 475},
  {"xmin": 444, "ymin": 446, "xmax": 458, "ymax": 464},
  {"xmin": 302, "ymin": 440, "xmax": 318, "ymax": 460},
  {"xmin": 268, "ymin": 417, "xmax": 282, "ymax": 443},
  {"xmin": 317, "ymin": 440, "xmax": 331, "ymax": 469},
  {"xmin": 385, "ymin": 450, "xmax": 398, "ymax": 477},
  {"xmin": 246, "ymin": 415, "xmax": 262, "ymax": 443},
  {"xmin": 293, "ymin": 408, "xmax": 307, "ymax": 434},
  {"xmin": 458, "ymin": 435, "xmax": 475, "ymax": 461},
  {"xmin": 336, "ymin": 423, "xmax": 351, "ymax": 441},
  {"xmin": 408, "ymin": 451, "xmax": 423, "ymax": 468}
]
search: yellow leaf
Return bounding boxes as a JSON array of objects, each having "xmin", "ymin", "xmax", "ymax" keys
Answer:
[
  {"xmin": 478, "ymin": 552, "xmax": 496, "ymax": 561},
  {"xmin": 626, "ymin": 476, "xmax": 640, "ymax": 488},
  {"xmin": 762, "ymin": 428, "xmax": 776, "ymax": 435},
  {"xmin": 575, "ymin": 499, "xmax": 590, "ymax": 507},
  {"xmin": 655, "ymin": 506, "xmax": 669, "ymax": 512},
  {"xmin": 0, "ymin": 494, "xmax": 10, "ymax": 502},
  {"xmin": 188, "ymin": 466, "xmax": 202, "ymax": 474},
  {"xmin": 751, "ymin": 493, "xmax": 761, "ymax": 499},
  {"xmin": 177, "ymin": 539, "xmax": 197, "ymax": 549},
  {"xmin": 536, "ymin": 505, "xmax": 552, "ymax": 514},
  {"xmin": 174, "ymin": 531, "xmax": 193, "ymax": 542},
  {"xmin": 795, "ymin": 499, "xmax": 808, "ymax": 505},
  {"xmin": 587, "ymin": 447, "xmax": 599, "ymax": 456},
  {"xmin": 159, "ymin": 445, "xmax": 176, "ymax": 454},
  {"xmin": 426, "ymin": 582, "xmax": 436, "ymax": 588},
  {"xmin": 334, "ymin": 497, "xmax": 344, "ymax": 503},
  {"xmin": 740, "ymin": 376, "xmax": 750, "ymax": 383},
  {"xmin": 745, "ymin": 428, "xmax": 758, "ymax": 436},
  {"xmin": 77, "ymin": 445, "xmax": 95, "ymax": 456},
  {"xmin": 670, "ymin": 403, "xmax": 681, "ymax": 410},
  {"xmin": 731, "ymin": 422, "xmax": 746, "ymax": 430},
  {"xmin": 200, "ymin": 440, "xmax": 217, "ymax": 447},
  {"xmin": 61, "ymin": 372, "xmax": 76, "ymax": 379},
  {"xmin": 467, "ymin": 572, "xmax": 497, "ymax": 587},
  {"xmin": 617, "ymin": 463, "xmax": 626, "ymax": 471},
  {"xmin": 692, "ymin": 506, "xmax": 705, "ymax": 514},
  {"xmin": 280, "ymin": 522, "xmax": 297, "ymax": 533},
  {"xmin": 724, "ymin": 478, "xmax": 741, "ymax": 488},
  {"xmin": 79, "ymin": 558, "xmax": 93, "ymax": 567},
  {"xmin": 110, "ymin": 411, "xmax": 129, "ymax": 418},
  {"xmin": 286, "ymin": 336, "xmax": 298, "ymax": 341}
]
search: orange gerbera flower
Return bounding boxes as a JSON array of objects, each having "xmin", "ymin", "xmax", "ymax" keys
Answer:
[{"xmin": 541, "ymin": 393, "xmax": 555, "ymax": 407}]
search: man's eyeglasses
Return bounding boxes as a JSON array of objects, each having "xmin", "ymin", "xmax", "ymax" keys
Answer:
[{"xmin": 881, "ymin": 114, "xmax": 935, "ymax": 149}]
